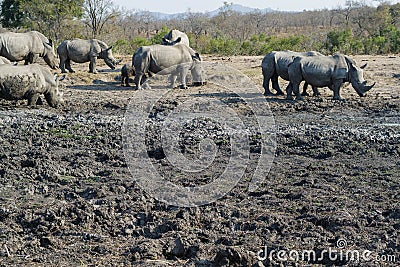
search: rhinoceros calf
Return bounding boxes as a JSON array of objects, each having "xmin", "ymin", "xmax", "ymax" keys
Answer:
[
  {"xmin": 132, "ymin": 44, "xmax": 205, "ymax": 90},
  {"xmin": 162, "ymin": 29, "xmax": 190, "ymax": 46},
  {"xmin": 0, "ymin": 31, "xmax": 58, "ymax": 69},
  {"xmin": 57, "ymin": 39, "xmax": 120, "ymax": 74},
  {"xmin": 121, "ymin": 63, "xmax": 135, "ymax": 87},
  {"xmin": 0, "ymin": 64, "xmax": 64, "ymax": 107},
  {"xmin": 262, "ymin": 50, "xmax": 323, "ymax": 96},
  {"xmin": 287, "ymin": 54, "xmax": 375, "ymax": 100}
]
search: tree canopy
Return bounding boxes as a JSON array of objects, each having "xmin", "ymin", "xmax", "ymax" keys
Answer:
[{"xmin": 0, "ymin": 1, "xmax": 399, "ymax": 55}]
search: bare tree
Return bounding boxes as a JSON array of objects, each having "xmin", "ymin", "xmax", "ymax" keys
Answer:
[
  {"xmin": 136, "ymin": 11, "xmax": 155, "ymax": 38},
  {"xmin": 185, "ymin": 11, "xmax": 209, "ymax": 37},
  {"xmin": 83, "ymin": 0, "xmax": 119, "ymax": 38}
]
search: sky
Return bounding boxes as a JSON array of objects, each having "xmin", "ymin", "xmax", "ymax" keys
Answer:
[{"xmin": 112, "ymin": 0, "xmax": 378, "ymax": 14}]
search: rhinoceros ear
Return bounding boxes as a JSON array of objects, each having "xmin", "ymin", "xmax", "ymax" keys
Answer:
[
  {"xmin": 192, "ymin": 53, "xmax": 201, "ymax": 61},
  {"xmin": 360, "ymin": 63, "xmax": 367, "ymax": 69}
]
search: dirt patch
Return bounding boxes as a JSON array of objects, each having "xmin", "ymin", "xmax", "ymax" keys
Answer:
[{"xmin": 0, "ymin": 55, "xmax": 399, "ymax": 266}]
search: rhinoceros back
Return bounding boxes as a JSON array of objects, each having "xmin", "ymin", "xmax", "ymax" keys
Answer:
[
  {"xmin": 0, "ymin": 64, "xmax": 47, "ymax": 100},
  {"xmin": 0, "ymin": 31, "xmax": 53, "ymax": 62},
  {"xmin": 0, "ymin": 32, "xmax": 31, "ymax": 61},
  {"xmin": 66, "ymin": 39, "xmax": 92, "ymax": 63}
]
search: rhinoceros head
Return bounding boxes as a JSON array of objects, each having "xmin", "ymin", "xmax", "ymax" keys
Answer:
[
  {"xmin": 162, "ymin": 37, "xmax": 182, "ymax": 46},
  {"xmin": 45, "ymin": 75, "xmax": 64, "ymax": 108},
  {"xmin": 190, "ymin": 53, "xmax": 206, "ymax": 85},
  {"xmin": 99, "ymin": 46, "xmax": 120, "ymax": 70},
  {"xmin": 43, "ymin": 39, "xmax": 58, "ymax": 69},
  {"xmin": 346, "ymin": 57, "xmax": 375, "ymax": 97}
]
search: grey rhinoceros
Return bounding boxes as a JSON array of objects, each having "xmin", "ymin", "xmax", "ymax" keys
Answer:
[
  {"xmin": 162, "ymin": 29, "xmax": 190, "ymax": 46},
  {"xmin": 262, "ymin": 50, "xmax": 323, "ymax": 96},
  {"xmin": 57, "ymin": 39, "xmax": 120, "ymax": 74},
  {"xmin": 161, "ymin": 30, "xmax": 191, "ymax": 87},
  {"xmin": 0, "ymin": 64, "xmax": 64, "ymax": 107},
  {"xmin": 0, "ymin": 56, "xmax": 12, "ymax": 64},
  {"xmin": 121, "ymin": 63, "xmax": 135, "ymax": 87},
  {"xmin": 287, "ymin": 54, "xmax": 375, "ymax": 100},
  {"xmin": 132, "ymin": 44, "xmax": 205, "ymax": 90},
  {"xmin": 0, "ymin": 31, "xmax": 58, "ymax": 69}
]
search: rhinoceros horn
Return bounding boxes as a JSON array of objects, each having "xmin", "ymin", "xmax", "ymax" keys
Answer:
[
  {"xmin": 365, "ymin": 82, "xmax": 376, "ymax": 91},
  {"xmin": 357, "ymin": 81, "xmax": 376, "ymax": 96}
]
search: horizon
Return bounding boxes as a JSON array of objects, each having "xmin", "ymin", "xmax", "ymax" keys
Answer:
[{"xmin": 112, "ymin": 0, "xmax": 384, "ymax": 14}]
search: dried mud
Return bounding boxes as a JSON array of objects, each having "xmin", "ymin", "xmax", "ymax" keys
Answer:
[{"xmin": 0, "ymin": 55, "xmax": 399, "ymax": 266}]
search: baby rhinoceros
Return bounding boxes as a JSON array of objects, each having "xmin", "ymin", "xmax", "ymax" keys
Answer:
[
  {"xmin": 0, "ymin": 64, "xmax": 64, "ymax": 108},
  {"xmin": 121, "ymin": 63, "xmax": 135, "ymax": 87}
]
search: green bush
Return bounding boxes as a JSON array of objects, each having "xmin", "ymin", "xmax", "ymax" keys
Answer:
[
  {"xmin": 150, "ymin": 26, "xmax": 170, "ymax": 45},
  {"xmin": 115, "ymin": 25, "xmax": 400, "ymax": 56},
  {"xmin": 326, "ymin": 29, "xmax": 353, "ymax": 54},
  {"xmin": 114, "ymin": 37, "xmax": 151, "ymax": 55}
]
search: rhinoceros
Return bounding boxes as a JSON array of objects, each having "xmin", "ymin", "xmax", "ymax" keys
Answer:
[
  {"xmin": 161, "ymin": 30, "xmax": 191, "ymax": 87},
  {"xmin": 132, "ymin": 44, "xmax": 205, "ymax": 90},
  {"xmin": 287, "ymin": 54, "xmax": 375, "ymax": 100},
  {"xmin": 0, "ymin": 56, "xmax": 12, "ymax": 64},
  {"xmin": 0, "ymin": 64, "xmax": 64, "ymax": 107},
  {"xmin": 57, "ymin": 39, "xmax": 120, "ymax": 74},
  {"xmin": 262, "ymin": 50, "xmax": 323, "ymax": 96},
  {"xmin": 121, "ymin": 63, "xmax": 135, "ymax": 87},
  {"xmin": 162, "ymin": 29, "xmax": 190, "ymax": 46},
  {"xmin": 0, "ymin": 31, "xmax": 58, "ymax": 69}
]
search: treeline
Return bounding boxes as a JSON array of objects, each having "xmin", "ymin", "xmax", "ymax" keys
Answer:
[{"xmin": 1, "ymin": 0, "xmax": 400, "ymax": 56}]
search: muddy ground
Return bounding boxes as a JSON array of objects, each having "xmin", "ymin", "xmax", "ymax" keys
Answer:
[{"xmin": 0, "ymin": 55, "xmax": 399, "ymax": 266}]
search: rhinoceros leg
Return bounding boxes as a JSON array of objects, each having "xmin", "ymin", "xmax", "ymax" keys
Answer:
[
  {"xmin": 27, "ymin": 93, "xmax": 40, "ymax": 106},
  {"xmin": 332, "ymin": 80, "xmax": 344, "ymax": 100},
  {"xmin": 123, "ymin": 76, "xmax": 132, "ymax": 87},
  {"xmin": 286, "ymin": 82, "xmax": 294, "ymax": 100},
  {"xmin": 178, "ymin": 67, "xmax": 188, "ymax": 89},
  {"xmin": 168, "ymin": 74, "xmax": 178, "ymax": 88},
  {"xmin": 288, "ymin": 82, "xmax": 303, "ymax": 101},
  {"xmin": 142, "ymin": 74, "xmax": 152, "ymax": 89},
  {"xmin": 65, "ymin": 59, "xmax": 75, "ymax": 73},
  {"xmin": 301, "ymin": 82, "xmax": 310, "ymax": 96},
  {"xmin": 59, "ymin": 55, "xmax": 74, "ymax": 73},
  {"xmin": 312, "ymin": 86, "xmax": 321, "ymax": 97},
  {"xmin": 134, "ymin": 72, "xmax": 149, "ymax": 90},
  {"xmin": 24, "ymin": 52, "xmax": 36, "ymax": 65},
  {"xmin": 59, "ymin": 55, "xmax": 67, "ymax": 73},
  {"xmin": 134, "ymin": 73, "xmax": 142, "ymax": 90},
  {"xmin": 271, "ymin": 75, "xmax": 284, "ymax": 95},
  {"xmin": 262, "ymin": 78, "xmax": 273, "ymax": 96},
  {"xmin": 89, "ymin": 57, "xmax": 97, "ymax": 74},
  {"xmin": 121, "ymin": 75, "xmax": 127, "ymax": 86},
  {"xmin": 262, "ymin": 66, "xmax": 279, "ymax": 95}
]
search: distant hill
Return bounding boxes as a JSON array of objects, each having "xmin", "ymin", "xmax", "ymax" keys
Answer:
[
  {"xmin": 145, "ymin": 3, "xmax": 276, "ymax": 20},
  {"xmin": 207, "ymin": 4, "xmax": 275, "ymax": 16}
]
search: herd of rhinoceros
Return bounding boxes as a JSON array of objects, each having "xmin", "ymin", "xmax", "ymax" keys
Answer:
[{"xmin": 0, "ymin": 29, "xmax": 375, "ymax": 108}]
